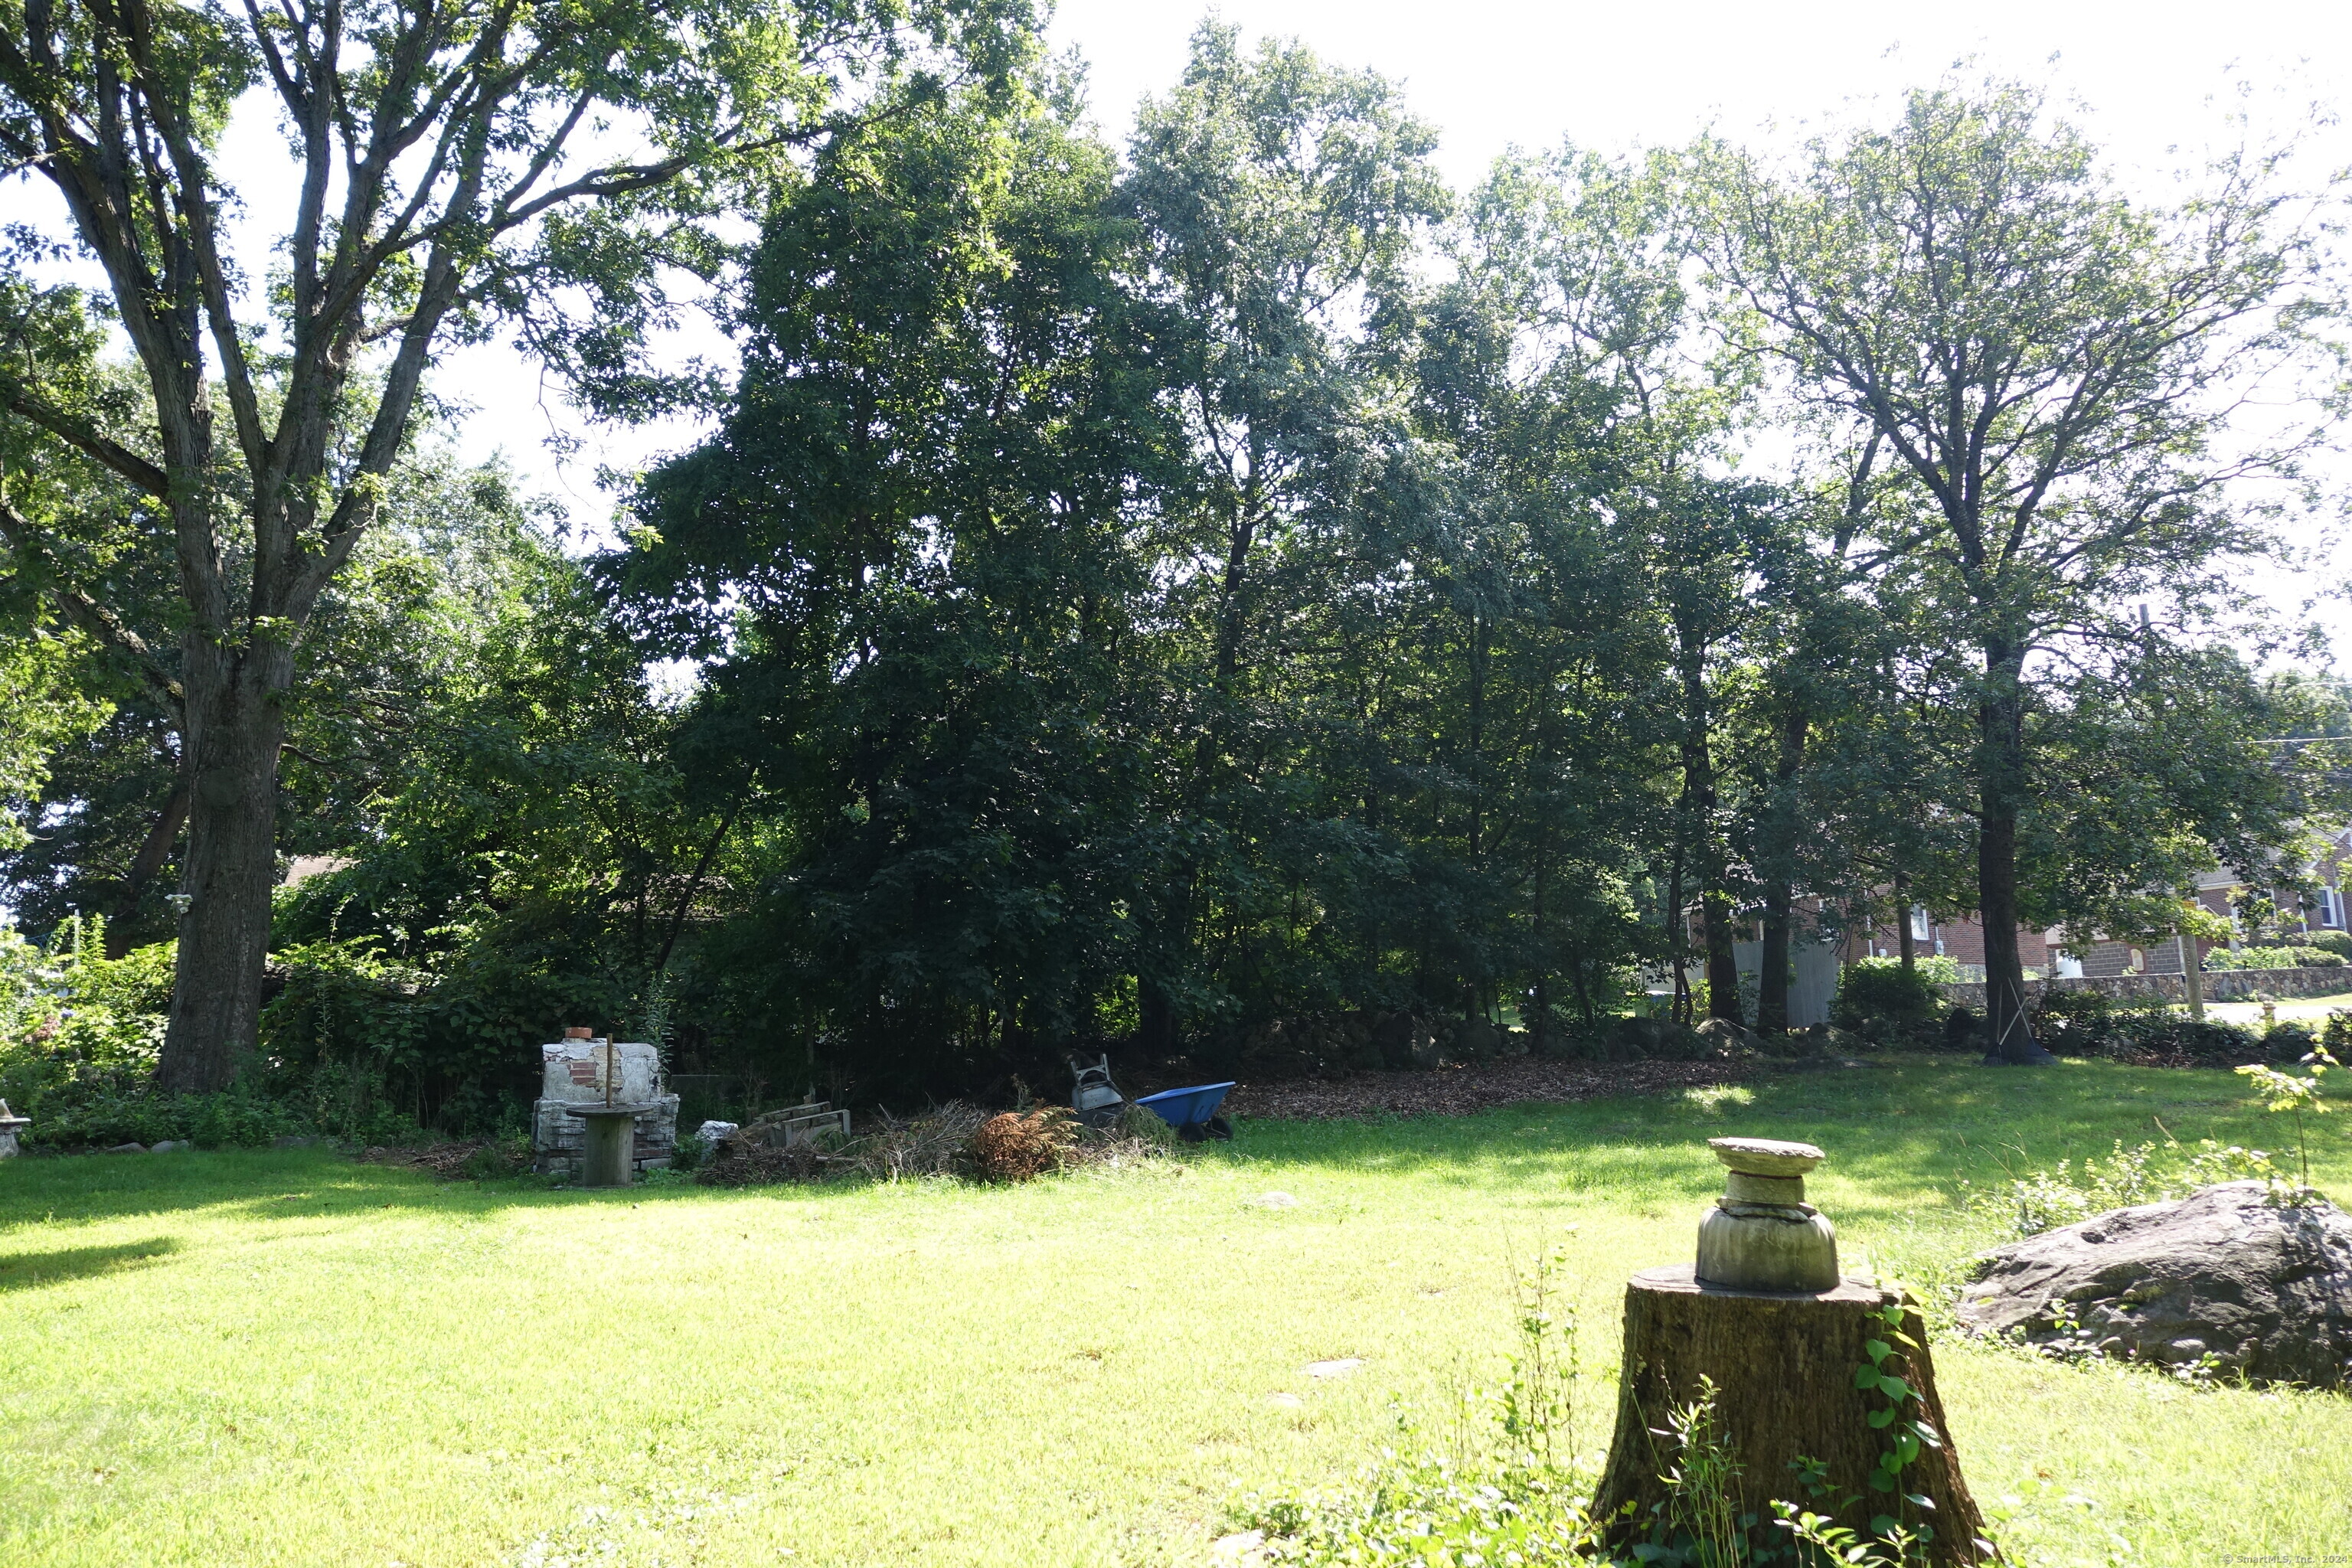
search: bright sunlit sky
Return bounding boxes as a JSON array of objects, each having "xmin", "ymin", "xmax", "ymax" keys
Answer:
[{"xmin": 24, "ymin": 0, "xmax": 2352, "ymax": 624}]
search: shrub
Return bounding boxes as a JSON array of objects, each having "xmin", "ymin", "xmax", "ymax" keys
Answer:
[
  {"xmin": 1963, "ymin": 1138, "xmax": 2283, "ymax": 1237},
  {"xmin": 456, "ymin": 1133, "xmax": 534, "ymax": 1179},
  {"xmin": 2324, "ymin": 1009, "xmax": 2352, "ymax": 1058},
  {"xmin": 2203, "ymin": 944, "xmax": 2347, "ymax": 971},
  {"xmin": 2099, "ymin": 1013, "xmax": 2272, "ymax": 1067},
  {"xmin": 2306, "ymin": 931, "xmax": 2352, "ymax": 961},
  {"xmin": 25, "ymin": 1085, "xmax": 309, "ymax": 1150},
  {"xmin": 1834, "ymin": 959, "xmax": 1946, "ymax": 1031},
  {"xmin": 0, "ymin": 926, "xmax": 258, "ymax": 1148},
  {"xmin": 967, "ymin": 1108, "xmax": 1077, "ymax": 1181}
]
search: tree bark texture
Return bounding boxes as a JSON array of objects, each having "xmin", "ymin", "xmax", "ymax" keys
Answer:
[
  {"xmin": 1755, "ymin": 704, "xmax": 1808, "ymax": 1035},
  {"xmin": 1702, "ymin": 893, "xmax": 1743, "ymax": 1026},
  {"xmin": 1592, "ymin": 1266, "xmax": 1989, "ymax": 1566},
  {"xmin": 1673, "ymin": 630, "xmax": 1743, "ymax": 1026},
  {"xmin": 1976, "ymin": 645, "xmax": 2050, "ymax": 1064},
  {"xmin": 1756, "ymin": 888, "xmax": 1791, "ymax": 1036},
  {"xmin": 155, "ymin": 640, "xmax": 291, "ymax": 1092}
]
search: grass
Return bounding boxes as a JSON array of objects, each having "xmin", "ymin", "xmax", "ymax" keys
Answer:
[{"xmin": 2, "ymin": 1054, "xmax": 2346, "ymax": 1567}]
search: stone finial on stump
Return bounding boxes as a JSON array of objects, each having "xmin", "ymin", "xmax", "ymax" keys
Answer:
[
  {"xmin": 1697, "ymin": 1137, "xmax": 1839, "ymax": 1292},
  {"xmin": 1592, "ymin": 1138, "xmax": 1991, "ymax": 1566}
]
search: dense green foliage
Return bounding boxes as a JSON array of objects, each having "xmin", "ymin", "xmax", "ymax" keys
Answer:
[
  {"xmin": 2202, "ymin": 943, "xmax": 2347, "ymax": 970},
  {"xmin": 5, "ymin": 29, "xmax": 2344, "ymax": 1122}
]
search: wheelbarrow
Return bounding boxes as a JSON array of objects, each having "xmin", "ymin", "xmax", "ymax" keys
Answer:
[{"xmin": 1133, "ymin": 1081, "xmax": 1236, "ymax": 1143}]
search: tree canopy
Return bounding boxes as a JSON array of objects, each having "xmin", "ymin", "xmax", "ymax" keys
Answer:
[{"xmin": 4, "ymin": 39, "xmax": 2344, "ymax": 1116}]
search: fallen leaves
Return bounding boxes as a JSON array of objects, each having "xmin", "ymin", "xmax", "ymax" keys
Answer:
[{"xmin": 1223, "ymin": 1057, "xmax": 1759, "ymax": 1122}]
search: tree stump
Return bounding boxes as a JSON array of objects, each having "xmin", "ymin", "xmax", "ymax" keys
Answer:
[{"xmin": 1592, "ymin": 1265, "xmax": 1990, "ymax": 1566}]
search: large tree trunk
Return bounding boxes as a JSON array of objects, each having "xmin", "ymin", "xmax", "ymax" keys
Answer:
[
  {"xmin": 1702, "ymin": 893, "xmax": 1743, "ymax": 1026},
  {"xmin": 1755, "ymin": 706, "xmax": 1808, "ymax": 1035},
  {"xmin": 1977, "ymin": 643, "xmax": 2051, "ymax": 1065},
  {"xmin": 1894, "ymin": 872, "xmax": 1916, "ymax": 973},
  {"xmin": 1676, "ymin": 644, "xmax": 1742, "ymax": 1027},
  {"xmin": 1593, "ymin": 1266, "xmax": 1990, "ymax": 1566},
  {"xmin": 155, "ymin": 645, "xmax": 289, "ymax": 1093},
  {"xmin": 1756, "ymin": 886, "xmax": 1792, "ymax": 1035}
]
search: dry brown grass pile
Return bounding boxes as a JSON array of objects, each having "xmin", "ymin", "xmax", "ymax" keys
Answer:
[
  {"xmin": 694, "ymin": 1100, "xmax": 1173, "ymax": 1188},
  {"xmin": 695, "ymin": 1102, "xmax": 991, "ymax": 1186},
  {"xmin": 844, "ymin": 1102, "xmax": 989, "ymax": 1181},
  {"xmin": 696, "ymin": 1136, "xmax": 832, "ymax": 1186},
  {"xmin": 967, "ymin": 1108, "xmax": 1078, "ymax": 1182}
]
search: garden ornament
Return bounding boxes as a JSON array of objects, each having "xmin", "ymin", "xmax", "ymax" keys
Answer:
[
  {"xmin": 1694, "ymin": 1135, "xmax": 1840, "ymax": 1292},
  {"xmin": 0, "ymin": 1098, "xmax": 25, "ymax": 1159}
]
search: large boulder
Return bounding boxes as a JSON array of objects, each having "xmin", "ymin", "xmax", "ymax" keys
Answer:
[
  {"xmin": 1956, "ymin": 1181, "xmax": 2352, "ymax": 1388},
  {"xmin": 1691, "ymin": 1017, "xmax": 1757, "ymax": 1056}
]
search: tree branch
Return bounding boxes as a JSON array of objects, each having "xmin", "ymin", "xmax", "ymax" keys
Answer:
[
  {"xmin": 0, "ymin": 385, "xmax": 172, "ymax": 497},
  {"xmin": 0, "ymin": 492, "xmax": 184, "ymax": 712}
]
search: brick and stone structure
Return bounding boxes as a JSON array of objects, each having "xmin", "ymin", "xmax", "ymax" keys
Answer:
[{"xmin": 531, "ymin": 1037, "xmax": 679, "ymax": 1179}]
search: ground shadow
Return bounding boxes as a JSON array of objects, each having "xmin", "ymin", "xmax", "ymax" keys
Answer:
[
  {"xmin": 0, "ymin": 1235, "xmax": 181, "ymax": 1291},
  {"xmin": 0, "ymin": 1145, "xmax": 747, "ymax": 1230}
]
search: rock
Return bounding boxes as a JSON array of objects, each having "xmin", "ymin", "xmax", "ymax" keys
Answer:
[
  {"xmin": 1956, "ymin": 1181, "xmax": 2352, "ymax": 1388},
  {"xmin": 1708, "ymin": 1136, "xmax": 1825, "ymax": 1178},
  {"xmin": 694, "ymin": 1120, "xmax": 740, "ymax": 1147},
  {"xmin": 1612, "ymin": 1015, "xmax": 1684, "ymax": 1060},
  {"xmin": 1250, "ymin": 1191, "xmax": 1299, "ymax": 1208},
  {"xmin": 1457, "ymin": 1019, "xmax": 1501, "ymax": 1060},
  {"xmin": 105, "ymin": 1142, "xmax": 147, "ymax": 1155},
  {"xmin": 1303, "ymin": 1357, "xmax": 1363, "ymax": 1378},
  {"xmin": 1692, "ymin": 1018, "xmax": 1756, "ymax": 1055},
  {"xmin": 270, "ymin": 1135, "xmax": 318, "ymax": 1149},
  {"xmin": 1266, "ymin": 1392, "xmax": 1303, "ymax": 1409},
  {"xmin": 149, "ymin": 1139, "xmax": 188, "ymax": 1154}
]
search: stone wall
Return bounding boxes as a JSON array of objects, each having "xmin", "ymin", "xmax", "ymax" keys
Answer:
[
  {"xmin": 1940, "ymin": 965, "xmax": 2352, "ymax": 1010},
  {"xmin": 531, "ymin": 1093, "xmax": 680, "ymax": 1178}
]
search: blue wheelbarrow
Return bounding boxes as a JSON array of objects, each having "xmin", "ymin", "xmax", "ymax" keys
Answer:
[{"xmin": 1133, "ymin": 1081, "xmax": 1236, "ymax": 1143}]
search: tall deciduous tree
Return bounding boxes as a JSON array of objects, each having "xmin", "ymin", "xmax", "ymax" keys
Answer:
[
  {"xmin": 1697, "ymin": 80, "xmax": 2346, "ymax": 1062},
  {"xmin": 614, "ymin": 76, "xmax": 1180, "ymax": 1096},
  {"xmin": 1121, "ymin": 21, "xmax": 1446, "ymax": 1049},
  {"xmin": 0, "ymin": 0, "xmax": 1037, "ymax": 1089}
]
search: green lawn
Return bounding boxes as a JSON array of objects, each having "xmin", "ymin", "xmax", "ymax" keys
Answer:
[{"xmin": 2, "ymin": 1057, "xmax": 2347, "ymax": 1567}]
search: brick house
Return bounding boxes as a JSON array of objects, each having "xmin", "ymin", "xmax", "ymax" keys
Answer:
[
  {"xmin": 1839, "ymin": 907, "xmax": 2056, "ymax": 979},
  {"xmin": 2067, "ymin": 827, "xmax": 2352, "ymax": 976}
]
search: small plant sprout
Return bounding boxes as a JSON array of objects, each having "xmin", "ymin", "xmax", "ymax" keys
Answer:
[{"xmin": 2236, "ymin": 1044, "xmax": 2337, "ymax": 1190}]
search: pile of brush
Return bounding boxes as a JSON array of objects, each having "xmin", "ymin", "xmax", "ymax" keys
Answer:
[{"xmin": 695, "ymin": 1100, "xmax": 1174, "ymax": 1187}]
